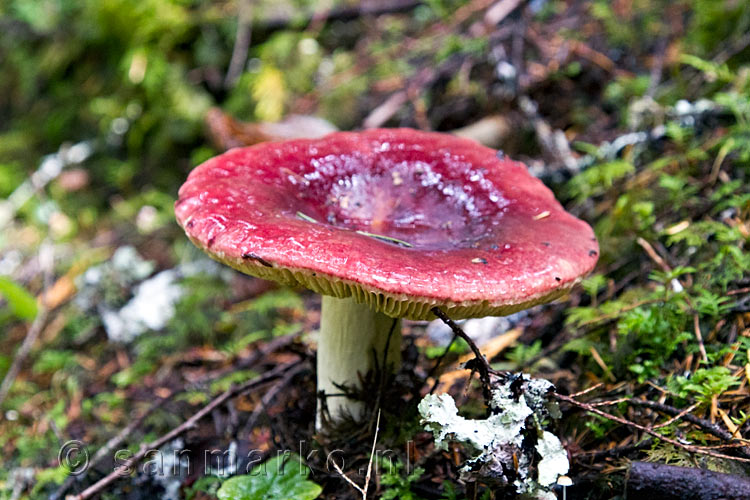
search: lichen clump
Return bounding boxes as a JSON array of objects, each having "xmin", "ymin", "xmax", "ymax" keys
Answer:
[{"xmin": 419, "ymin": 375, "xmax": 568, "ymax": 500}]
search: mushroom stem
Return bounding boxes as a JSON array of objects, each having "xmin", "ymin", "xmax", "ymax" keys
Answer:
[{"xmin": 316, "ymin": 295, "xmax": 402, "ymax": 429}]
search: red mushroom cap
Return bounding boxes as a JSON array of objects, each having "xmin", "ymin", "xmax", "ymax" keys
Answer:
[{"xmin": 176, "ymin": 128, "xmax": 598, "ymax": 320}]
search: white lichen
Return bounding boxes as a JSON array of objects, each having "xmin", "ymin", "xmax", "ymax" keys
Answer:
[
  {"xmin": 536, "ymin": 431, "xmax": 568, "ymax": 486},
  {"xmin": 99, "ymin": 269, "xmax": 183, "ymax": 343},
  {"xmin": 418, "ymin": 374, "xmax": 569, "ymax": 499},
  {"xmin": 74, "ymin": 246, "xmax": 228, "ymax": 343}
]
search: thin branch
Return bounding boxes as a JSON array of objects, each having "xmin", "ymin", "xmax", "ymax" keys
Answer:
[
  {"xmin": 225, "ymin": 0, "xmax": 254, "ymax": 89},
  {"xmin": 553, "ymin": 392, "xmax": 750, "ymax": 463},
  {"xmin": 260, "ymin": 0, "xmax": 424, "ymax": 31},
  {"xmin": 430, "ymin": 307, "xmax": 497, "ymax": 397},
  {"xmin": 69, "ymin": 361, "xmax": 302, "ymax": 500},
  {"xmin": 626, "ymin": 399, "xmax": 750, "ymax": 457},
  {"xmin": 692, "ymin": 314, "xmax": 709, "ymax": 364},
  {"xmin": 573, "ymin": 439, "xmax": 653, "ymax": 460},
  {"xmin": 191, "ymin": 332, "xmax": 299, "ymax": 387},
  {"xmin": 51, "ymin": 398, "xmax": 168, "ymax": 500},
  {"xmin": 363, "ymin": 409, "xmax": 382, "ymax": 498},
  {"xmin": 428, "ymin": 334, "xmax": 459, "ymax": 394},
  {"xmin": 369, "ymin": 318, "xmax": 399, "ymax": 432},
  {"xmin": 636, "ymin": 237, "xmax": 671, "ymax": 273},
  {"xmin": 363, "ymin": 90, "xmax": 409, "ymax": 129},
  {"xmin": 330, "ymin": 409, "xmax": 381, "ymax": 500},
  {"xmin": 652, "ymin": 402, "xmax": 700, "ymax": 430},
  {"xmin": 568, "ymin": 383, "xmax": 604, "ymax": 399},
  {"xmin": 330, "ymin": 457, "xmax": 366, "ymax": 497},
  {"xmin": 240, "ymin": 363, "xmax": 306, "ymax": 435}
]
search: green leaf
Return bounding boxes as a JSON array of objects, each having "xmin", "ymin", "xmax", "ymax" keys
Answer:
[
  {"xmin": 0, "ymin": 276, "xmax": 38, "ymax": 320},
  {"xmin": 217, "ymin": 454, "xmax": 322, "ymax": 500}
]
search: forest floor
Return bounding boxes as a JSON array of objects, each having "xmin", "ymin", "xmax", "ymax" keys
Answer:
[{"xmin": 1, "ymin": 0, "xmax": 750, "ymax": 499}]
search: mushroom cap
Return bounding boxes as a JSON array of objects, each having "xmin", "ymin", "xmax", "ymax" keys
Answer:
[{"xmin": 175, "ymin": 128, "xmax": 598, "ymax": 320}]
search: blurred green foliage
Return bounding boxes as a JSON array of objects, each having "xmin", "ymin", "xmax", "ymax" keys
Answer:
[
  {"xmin": 562, "ymin": 58, "xmax": 750, "ymax": 417},
  {"xmin": 2, "ymin": 0, "xmax": 750, "ymax": 498}
]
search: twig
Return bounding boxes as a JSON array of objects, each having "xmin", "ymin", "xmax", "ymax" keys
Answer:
[
  {"xmin": 430, "ymin": 307, "xmax": 497, "ymax": 397},
  {"xmin": 369, "ymin": 318, "xmax": 400, "ymax": 432},
  {"xmin": 587, "ymin": 397, "xmax": 630, "ymax": 407},
  {"xmin": 636, "ymin": 237, "xmax": 671, "ymax": 273},
  {"xmin": 330, "ymin": 458, "xmax": 366, "ymax": 498},
  {"xmin": 589, "ymin": 346, "xmax": 616, "ymax": 382},
  {"xmin": 646, "ymin": 37, "xmax": 668, "ymax": 98},
  {"xmin": 568, "ymin": 383, "xmax": 604, "ymax": 399},
  {"xmin": 626, "ymin": 399, "xmax": 750, "ymax": 458},
  {"xmin": 484, "ymin": 0, "xmax": 523, "ymax": 26},
  {"xmin": 428, "ymin": 334, "xmax": 459, "ymax": 394},
  {"xmin": 190, "ymin": 332, "xmax": 299, "ymax": 387},
  {"xmin": 330, "ymin": 409, "xmax": 381, "ymax": 500},
  {"xmin": 573, "ymin": 439, "xmax": 653, "ymax": 460},
  {"xmin": 225, "ymin": 0, "xmax": 254, "ymax": 89},
  {"xmin": 51, "ymin": 398, "xmax": 168, "ymax": 500},
  {"xmin": 652, "ymin": 402, "xmax": 699, "ymax": 430},
  {"xmin": 69, "ymin": 361, "xmax": 302, "ymax": 500},
  {"xmin": 0, "ymin": 142, "xmax": 92, "ymax": 230},
  {"xmin": 553, "ymin": 392, "xmax": 750, "ymax": 463},
  {"xmin": 260, "ymin": 0, "xmax": 423, "ymax": 31},
  {"xmin": 712, "ymin": 30, "xmax": 750, "ymax": 65},
  {"xmin": 240, "ymin": 363, "xmax": 306, "ymax": 435},
  {"xmin": 363, "ymin": 54, "xmax": 466, "ymax": 129},
  {"xmin": 692, "ymin": 314, "xmax": 709, "ymax": 364},
  {"xmin": 363, "ymin": 90, "xmax": 410, "ymax": 129},
  {"xmin": 364, "ymin": 409, "xmax": 381, "ymax": 497}
]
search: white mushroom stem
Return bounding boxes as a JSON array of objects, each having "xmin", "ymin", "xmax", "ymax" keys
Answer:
[{"xmin": 316, "ymin": 295, "xmax": 402, "ymax": 430}]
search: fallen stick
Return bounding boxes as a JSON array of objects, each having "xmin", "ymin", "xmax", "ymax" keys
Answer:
[
  {"xmin": 627, "ymin": 461, "xmax": 750, "ymax": 500},
  {"xmin": 69, "ymin": 361, "xmax": 302, "ymax": 500},
  {"xmin": 261, "ymin": 0, "xmax": 423, "ymax": 30},
  {"xmin": 626, "ymin": 398, "xmax": 750, "ymax": 460},
  {"xmin": 553, "ymin": 392, "xmax": 750, "ymax": 463}
]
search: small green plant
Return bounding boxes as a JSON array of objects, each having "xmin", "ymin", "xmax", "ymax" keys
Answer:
[
  {"xmin": 185, "ymin": 475, "xmax": 221, "ymax": 500},
  {"xmin": 668, "ymin": 366, "xmax": 741, "ymax": 405},
  {"xmin": 380, "ymin": 459, "xmax": 427, "ymax": 500},
  {"xmin": 506, "ymin": 340, "xmax": 543, "ymax": 367},
  {"xmin": 216, "ymin": 454, "xmax": 322, "ymax": 500}
]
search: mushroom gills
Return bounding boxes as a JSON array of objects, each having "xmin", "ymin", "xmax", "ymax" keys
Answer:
[{"xmin": 316, "ymin": 295, "xmax": 402, "ymax": 429}]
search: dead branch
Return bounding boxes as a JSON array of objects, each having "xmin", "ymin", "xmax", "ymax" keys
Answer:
[
  {"xmin": 69, "ymin": 361, "xmax": 304, "ymax": 500},
  {"xmin": 553, "ymin": 392, "xmax": 750, "ymax": 463},
  {"xmin": 430, "ymin": 307, "xmax": 499, "ymax": 398},
  {"xmin": 260, "ymin": 0, "xmax": 423, "ymax": 31},
  {"xmin": 240, "ymin": 363, "xmax": 306, "ymax": 435},
  {"xmin": 627, "ymin": 461, "xmax": 750, "ymax": 500},
  {"xmin": 50, "ymin": 398, "xmax": 168, "ymax": 500},
  {"xmin": 626, "ymin": 398, "xmax": 750, "ymax": 459},
  {"xmin": 224, "ymin": 0, "xmax": 254, "ymax": 89},
  {"xmin": 330, "ymin": 410, "xmax": 382, "ymax": 499},
  {"xmin": 573, "ymin": 439, "xmax": 653, "ymax": 461}
]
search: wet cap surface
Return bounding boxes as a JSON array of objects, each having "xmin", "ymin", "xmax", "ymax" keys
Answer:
[{"xmin": 176, "ymin": 128, "xmax": 598, "ymax": 319}]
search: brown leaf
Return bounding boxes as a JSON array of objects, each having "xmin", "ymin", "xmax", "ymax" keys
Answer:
[{"xmin": 205, "ymin": 108, "xmax": 337, "ymax": 151}]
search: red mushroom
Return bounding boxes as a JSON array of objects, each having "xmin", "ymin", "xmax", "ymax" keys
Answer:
[{"xmin": 175, "ymin": 128, "xmax": 598, "ymax": 428}]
